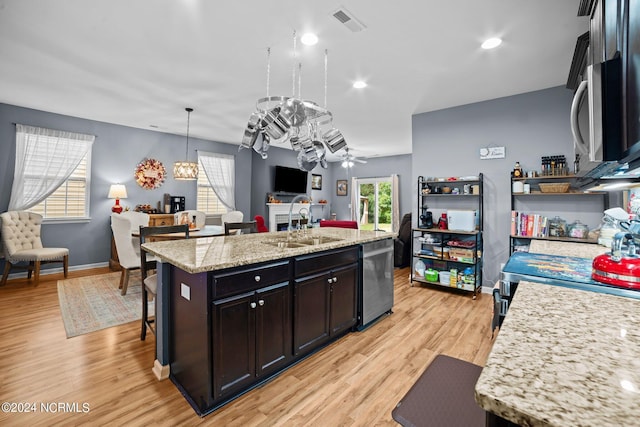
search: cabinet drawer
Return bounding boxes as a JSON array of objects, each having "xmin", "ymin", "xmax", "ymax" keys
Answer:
[
  {"xmin": 294, "ymin": 246, "xmax": 359, "ymax": 278},
  {"xmin": 213, "ymin": 261, "xmax": 290, "ymax": 299}
]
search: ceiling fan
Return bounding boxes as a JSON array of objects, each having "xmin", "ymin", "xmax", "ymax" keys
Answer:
[{"xmin": 340, "ymin": 147, "xmax": 367, "ymax": 168}]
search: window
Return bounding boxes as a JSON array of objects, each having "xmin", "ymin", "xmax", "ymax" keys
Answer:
[
  {"xmin": 196, "ymin": 160, "xmax": 227, "ymax": 215},
  {"xmin": 9, "ymin": 124, "xmax": 93, "ymax": 220},
  {"xmin": 30, "ymin": 155, "xmax": 89, "ymax": 218},
  {"xmin": 196, "ymin": 152, "xmax": 236, "ymax": 214},
  {"xmin": 357, "ymin": 177, "xmax": 393, "ymax": 232}
]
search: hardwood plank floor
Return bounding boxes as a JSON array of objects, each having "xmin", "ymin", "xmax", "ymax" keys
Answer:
[{"xmin": 0, "ymin": 267, "xmax": 495, "ymax": 426}]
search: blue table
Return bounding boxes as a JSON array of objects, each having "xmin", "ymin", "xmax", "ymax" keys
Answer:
[{"xmin": 502, "ymin": 251, "xmax": 640, "ymax": 300}]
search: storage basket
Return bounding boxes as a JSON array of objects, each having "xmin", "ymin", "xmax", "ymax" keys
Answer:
[{"xmin": 538, "ymin": 182, "xmax": 570, "ymax": 193}]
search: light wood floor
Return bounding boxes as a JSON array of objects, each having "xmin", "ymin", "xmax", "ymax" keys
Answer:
[{"xmin": 0, "ymin": 267, "xmax": 495, "ymax": 426}]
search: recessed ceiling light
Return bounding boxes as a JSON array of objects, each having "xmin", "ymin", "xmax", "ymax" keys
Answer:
[
  {"xmin": 301, "ymin": 33, "xmax": 318, "ymax": 46},
  {"xmin": 353, "ymin": 81, "xmax": 367, "ymax": 89},
  {"xmin": 481, "ymin": 37, "xmax": 502, "ymax": 50}
]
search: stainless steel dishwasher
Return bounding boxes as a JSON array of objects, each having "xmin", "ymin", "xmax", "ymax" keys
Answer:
[{"xmin": 359, "ymin": 238, "xmax": 394, "ymax": 329}]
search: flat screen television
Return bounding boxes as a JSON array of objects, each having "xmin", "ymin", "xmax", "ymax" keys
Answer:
[{"xmin": 274, "ymin": 165, "xmax": 308, "ymax": 194}]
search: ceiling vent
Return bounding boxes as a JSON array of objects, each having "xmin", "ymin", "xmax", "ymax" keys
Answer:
[{"xmin": 332, "ymin": 6, "xmax": 366, "ymax": 32}]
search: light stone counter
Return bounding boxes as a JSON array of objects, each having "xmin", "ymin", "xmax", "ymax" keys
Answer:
[
  {"xmin": 475, "ymin": 280, "xmax": 640, "ymax": 426},
  {"xmin": 142, "ymin": 228, "xmax": 393, "ymax": 273}
]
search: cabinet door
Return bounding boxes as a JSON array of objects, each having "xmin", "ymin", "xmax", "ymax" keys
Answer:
[
  {"xmin": 293, "ymin": 272, "xmax": 330, "ymax": 356},
  {"xmin": 255, "ymin": 282, "xmax": 292, "ymax": 377},
  {"xmin": 212, "ymin": 291, "xmax": 256, "ymax": 399},
  {"xmin": 329, "ymin": 264, "xmax": 358, "ymax": 336}
]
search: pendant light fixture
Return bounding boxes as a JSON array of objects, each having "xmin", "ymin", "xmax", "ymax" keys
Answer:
[{"xmin": 173, "ymin": 107, "xmax": 199, "ymax": 180}]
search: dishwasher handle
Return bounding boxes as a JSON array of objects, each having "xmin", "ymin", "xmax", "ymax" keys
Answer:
[{"xmin": 363, "ymin": 246, "xmax": 393, "ymax": 258}]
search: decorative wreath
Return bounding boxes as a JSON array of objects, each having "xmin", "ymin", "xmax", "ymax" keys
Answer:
[{"xmin": 134, "ymin": 158, "xmax": 166, "ymax": 190}]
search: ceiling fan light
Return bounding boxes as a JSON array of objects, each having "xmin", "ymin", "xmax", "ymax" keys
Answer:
[
  {"xmin": 353, "ymin": 80, "xmax": 367, "ymax": 89},
  {"xmin": 342, "ymin": 160, "xmax": 348, "ymax": 168}
]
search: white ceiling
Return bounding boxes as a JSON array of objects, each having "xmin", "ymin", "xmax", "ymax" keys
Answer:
[{"xmin": 0, "ymin": 0, "xmax": 588, "ymax": 161}]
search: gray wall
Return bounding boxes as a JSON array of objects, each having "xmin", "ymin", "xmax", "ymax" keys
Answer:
[
  {"xmin": 329, "ymin": 154, "xmax": 413, "ymax": 222},
  {"xmin": 249, "ymin": 149, "xmax": 412, "ymax": 229},
  {"xmin": 249, "ymin": 143, "xmax": 335, "ymax": 227},
  {"xmin": 0, "ymin": 103, "xmax": 252, "ymax": 269},
  {"xmin": 411, "ymin": 86, "xmax": 609, "ymax": 287}
]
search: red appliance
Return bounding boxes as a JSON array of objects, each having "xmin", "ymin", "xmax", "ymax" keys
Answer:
[{"xmin": 592, "ymin": 232, "xmax": 640, "ymax": 289}]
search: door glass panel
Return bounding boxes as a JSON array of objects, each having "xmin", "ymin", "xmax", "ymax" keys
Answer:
[{"xmin": 358, "ymin": 179, "xmax": 392, "ymax": 231}]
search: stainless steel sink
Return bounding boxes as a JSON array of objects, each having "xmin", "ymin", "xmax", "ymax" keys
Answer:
[
  {"xmin": 263, "ymin": 235, "xmax": 343, "ymax": 248},
  {"xmin": 296, "ymin": 236, "xmax": 343, "ymax": 245}
]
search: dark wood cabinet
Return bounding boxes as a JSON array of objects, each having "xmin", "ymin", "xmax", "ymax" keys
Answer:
[
  {"xmin": 212, "ymin": 281, "xmax": 291, "ymax": 400},
  {"xmin": 169, "ymin": 245, "xmax": 361, "ymax": 415},
  {"xmin": 293, "ymin": 247, "xmax": 359, "ymax": 356},
  {"xmin": 293, "ymin": 272, "xmax": 330, "ymax": 355},
  {"xmin": 329, "ymin": 265, "xmax": 358, "ymax": 336}
]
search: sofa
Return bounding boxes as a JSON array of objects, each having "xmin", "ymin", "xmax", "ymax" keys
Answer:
[{"xmin": 394, "ymin": 213, "xmax": 412, "ymax": 267}]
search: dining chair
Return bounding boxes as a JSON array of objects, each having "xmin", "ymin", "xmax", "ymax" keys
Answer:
[
  {"xmin": 319, "ymin": 219, "xmax": 358, "ymax": 229},
  {"xmin": 173, "ymin": 210, "xmax": 206, "ymax": 228},
  {"xmin": 224, "ymin": 221, "xmax": 257, "ymax": 235},
  {"xmin": 0, "ymin": 211, "xmax": 69, "ymax": 286},
  {"xmin": 139, "ymin": 224, "xmax": 189, "ymax": 340},
  {"xmin": 221, "ymin": 210, "xmax": 243, "ymax": 226},
  {"xmin": 110, "ymin": 212, "xmax": 149, "ymax": 295},
  {"xmin": 254, "ymin": 215, "xmax": 268, "ymax": 232}
]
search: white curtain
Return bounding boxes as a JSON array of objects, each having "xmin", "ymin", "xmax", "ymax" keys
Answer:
[
  {"xmin": 350, "ymin": 177, "xmax": 359, "ymax": 223},
  {"xmin": 392, "ymin": 174, "xmax": 400, "ymax": 232},
  {"xmin": 9, "ymin": 124, "xmax": 94, "ymax": 211},
  {"xmin": 198, "ymin": 151, "xmax": 236, "ymax": 211}
]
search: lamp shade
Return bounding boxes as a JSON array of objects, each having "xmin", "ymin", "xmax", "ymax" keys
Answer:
[
  {"xmin": 108, "ymin": 184, "xmax": 127, "ymax": 213},
  {"xmin": 173, "ymin": 161, "xmax": 199, "ymax": 180},
  {"xmin": 108, "ymin": 184, "xmax": 128, "ymax": 199}
]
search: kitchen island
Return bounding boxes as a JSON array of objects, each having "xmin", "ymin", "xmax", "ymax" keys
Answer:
[
  {"xmin": 142, "ymin": 227, "xmax": 393, "ymax": 415},
  {"xmin": 475, "ymin": 280, "xmax": 640, "ymax": 426}
]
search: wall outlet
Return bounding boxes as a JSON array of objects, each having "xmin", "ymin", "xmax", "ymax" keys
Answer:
[{"xmin": 180, "ymin": 283, "xmax": 191, "ymax": 301}]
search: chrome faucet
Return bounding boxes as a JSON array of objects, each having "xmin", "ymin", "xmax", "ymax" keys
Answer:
[{"xmin": 288, "ymin": 194, "xmax": 311, "ymax": 233}]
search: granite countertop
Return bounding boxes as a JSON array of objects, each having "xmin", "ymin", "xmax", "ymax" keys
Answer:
[
  {"xmin": 475, "ymin": 280, "xmax": 640, "ymax": 426},
  {"xmin": 142, "ymin": 228, "xmax": 393, "ymax": 273}
]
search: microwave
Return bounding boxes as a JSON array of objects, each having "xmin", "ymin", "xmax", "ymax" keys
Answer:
[
  {"xmin": 570, "ymin": 58, "xmax": 623, "ymax": 176},
  {"xmin": 447, "ymin": 210, "xmax": 476, "ymax": 232}
]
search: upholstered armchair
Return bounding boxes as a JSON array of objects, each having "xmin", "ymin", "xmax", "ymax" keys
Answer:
[
  {"xmin": 221, "ymin": 210, "xmax": 243, "ymax": 225},
  {"xmin": 0, "ymin": 211, "xmax": 69, "ymax": 286},
  {"xmin": 394, "ymin": 213, "xmax": 412, "ymax": 267}
]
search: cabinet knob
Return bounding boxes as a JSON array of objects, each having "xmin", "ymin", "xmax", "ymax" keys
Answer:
[
  {"xmin": 250, "ymin": 302, "xmax": 257, "ymax": 309},
  {"xmin": 258, "ymin": 299, "xmax": 264, "ymax": 306},
  {"xmin": 254, "ymin": 275, "xmax": 261, "ymax": 282}
]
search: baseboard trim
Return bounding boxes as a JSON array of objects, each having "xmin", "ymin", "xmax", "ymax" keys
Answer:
[{"xmin": 4, "ymin": 262, "xmax": 110, "ymax": 280}]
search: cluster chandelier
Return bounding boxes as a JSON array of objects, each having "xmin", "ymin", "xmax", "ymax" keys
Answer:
[
  {"xmin": 173, "ymin": 107, "xmax": 199, "ymax": 180},
  {"xmin": 240, "ymin": 32, "xmax": 348, "ymax": 172}
]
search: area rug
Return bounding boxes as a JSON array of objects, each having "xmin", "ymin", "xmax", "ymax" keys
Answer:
[{"xmin": 57, "ymin": 271, "xmax": 151, "ymax": 338}]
